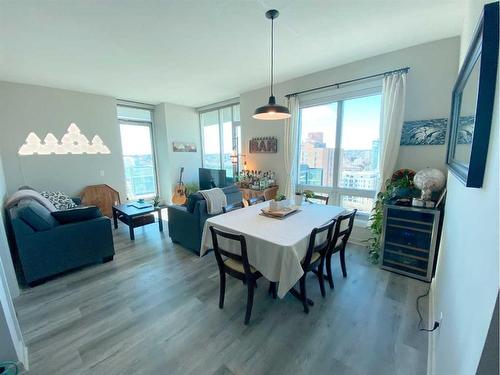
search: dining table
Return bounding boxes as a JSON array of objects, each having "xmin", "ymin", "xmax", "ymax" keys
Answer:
[{"xmin": 200, "ymin": 201, "xmax": 345, "ymax": 299}]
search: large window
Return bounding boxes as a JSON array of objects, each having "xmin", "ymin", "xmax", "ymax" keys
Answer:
[
  {"xmin": 297, "ymin": 89, "xmax": 382, "ymax": 216},
  {"xmin": 200, "ymin": 104, "xmax": 240, "ymax": 178},
  {"xmin": 118, "ymin": 105, "xmax": 158, "ymax": 200}
]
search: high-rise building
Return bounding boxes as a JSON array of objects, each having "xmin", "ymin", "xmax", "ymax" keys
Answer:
[
  {"xmin": 299, "ymin": 132, "xmax": 334, "ymax": 185},
  {"xmin": 371, "ymin": 139, "xmax": 380, "ymax": 170}
]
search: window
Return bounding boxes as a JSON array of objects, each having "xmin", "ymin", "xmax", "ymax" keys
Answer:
[
  {"xmin": 200, "ymin": 104, "xmax": 240, "ymax": 178},
  {"xmin": 297, "ymin": 89, "xmax": 382, "ymax": 216},
  {"xmin": 118, "ymin": 105, "xmax": 158, "ymax": 200}
]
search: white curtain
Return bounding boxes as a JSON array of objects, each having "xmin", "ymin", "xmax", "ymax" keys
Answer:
[
  {"xmin": 378, "ymin": 72, "xmax": 407, "ymax": 191},
  {"xmin": 283, "ymin": 95, "xmax": 300, "ymax": 198}
]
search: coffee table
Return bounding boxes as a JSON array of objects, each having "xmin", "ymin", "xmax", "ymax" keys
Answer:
[{"xmin": 112, "ymin": 203, "xmax": 165, "ymax": 240}]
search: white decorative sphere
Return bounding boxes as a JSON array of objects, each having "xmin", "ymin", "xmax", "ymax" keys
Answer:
[{"xmin": 414, "ymin": 168, "xmax": 446, "ymax": 200}]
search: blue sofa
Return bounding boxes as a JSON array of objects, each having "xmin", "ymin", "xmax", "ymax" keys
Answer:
[
  {"xmin": 8, "ymin": 197, "xmax": 115, "ymax": 286},
  {"xmin": 167, "ymin": 185, "xmax": 242, "ymax": 254}
]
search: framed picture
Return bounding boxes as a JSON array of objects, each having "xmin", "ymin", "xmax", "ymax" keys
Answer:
[
  {"xmin": 249, "ymin": 137, "xmax": 278, "ymax": 153},
  {"xmin": 446, "ymin": 2, "xmax": 498, "ymax": 188},
  {"xmin": 400, "ymin": 118, "xmax": 447, "ymax": 145},
  {"xmin": 172, "ymin": 142, "xmax": 197, "ymax": 153}
]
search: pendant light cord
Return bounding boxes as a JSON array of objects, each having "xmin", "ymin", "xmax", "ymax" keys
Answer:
[{"xmin": 270, "ymin": 16, "xmax": 274, "ymax": 97}]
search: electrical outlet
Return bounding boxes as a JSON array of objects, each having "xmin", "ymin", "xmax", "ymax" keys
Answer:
[{"xmin": 99, "ymin": 170, "xmax": 105, "ymax": 177}]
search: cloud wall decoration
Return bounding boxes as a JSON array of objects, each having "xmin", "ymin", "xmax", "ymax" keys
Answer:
[{"xmin": 18, "ymin": 123, "xmax": 111, "ymax": 155}]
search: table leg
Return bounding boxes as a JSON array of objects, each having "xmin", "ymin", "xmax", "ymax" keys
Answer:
[
  {"xmin": 129, "ymin": 223, "xmax": 135, "ymax": 240},
  {"xmin": 289, "ymin": 287, "xmax": 314, "ymax": 306},
  {"xmin": 112, "ymin": 208, "xmax": 118, "ymax": 229},
  {"xmin": 158, "ymin": 209, "xmax": 163, "ymax": 232}
]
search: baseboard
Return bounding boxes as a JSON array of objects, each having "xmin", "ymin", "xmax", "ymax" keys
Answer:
[{"xmin": 427, "ymin": 282, "xmax": 435, "ymax": 375}]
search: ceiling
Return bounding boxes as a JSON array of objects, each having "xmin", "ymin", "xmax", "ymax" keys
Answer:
[{"xmin": 0, "ymin": 0, "xmax": 464, "ymax": 107}]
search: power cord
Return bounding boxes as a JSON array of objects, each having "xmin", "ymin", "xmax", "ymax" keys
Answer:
[{"xmin": 416, "ymin": 284, "xmax": 440, "ymax": 332}]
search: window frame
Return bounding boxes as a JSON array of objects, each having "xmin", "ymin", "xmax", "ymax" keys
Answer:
[
  {"xmin": 117, "ymin": 105, "xmax": 159, "ymax": 200},
  {"xmin": 296, "ymin": 86, "xmax": 383, "ymax": 219},
  {"xmin": 199, "ymin": 103, "xmax": 241, "ymax": 176}
]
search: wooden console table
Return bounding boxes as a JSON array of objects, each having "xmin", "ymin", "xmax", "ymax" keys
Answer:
[{"xmin": 237, "ymin": 185, "xmax": 279, "ymax": 203}]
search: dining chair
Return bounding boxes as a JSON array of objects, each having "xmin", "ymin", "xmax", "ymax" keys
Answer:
[
  {"xmin": 308, "ymin": 194, "xmax": 329, "ymax": 205},
  {"xmin": 209, "ymin": 226, "xmax": 262, "ymax": 325},
  {"xmin": 222, "ymin": 201, "xmax": 245, "ymax": 213},
  {"xmin": 299, "ymin": 219, "xmax": 336, "ymax": 313},
  {"xmin": 248, "ymin": 195, "xmax": 265, "ymax": 206},
  {"xmin": 323, "ymin": 209, "xmax": 357, "ymax": 289}
]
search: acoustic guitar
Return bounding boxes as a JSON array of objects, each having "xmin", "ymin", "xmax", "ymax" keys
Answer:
[{"xmin": 172, "ymin": 167, "xmax": 187, "ymax": 205}]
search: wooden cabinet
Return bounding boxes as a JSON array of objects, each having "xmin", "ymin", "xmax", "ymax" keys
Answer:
[{"xmin": 380, "ymin": 204, "xmax": 441, "ymax": 282}]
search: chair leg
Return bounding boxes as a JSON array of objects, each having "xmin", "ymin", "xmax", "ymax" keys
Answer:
[
  {"xmin": 299, "ymin": 276, "xmax": 309, "ymax": 314},
  {"xmin": 219, "ymin": 271, "xmax": 226, "ymax": 309},
  {"xmin": 340, "ymin": 248, "xmax": 347, "ymax": 278},
  {"xmin": 317, "ymin": 264, "xmax": 326, "ymax": 298},
  {"xmin": 326, "ymin": 253, "xmax": 334, "ymax": 290},
  {"xmin": 268, "ymin": 282, "xmax": 277, "ymax": 299},
  {"xmin": 245, "ymin": 282, "xmax": 255, "ymax": 325}
]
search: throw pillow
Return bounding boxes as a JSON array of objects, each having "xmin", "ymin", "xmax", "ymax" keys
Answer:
[
  {"xmin": 40, "ymin": 191, "xmax": 77, "ymax": 210},
  {"xmin": 51, "ymin": 206, "xmax": 102, "ymax": 224},
  {"xmin": 17, "ymin": 199, "xmax": 59, "ymax": 231},
  {"xmin": 186, "ymin": 192, "xmax": 204, "ymax": 213}
]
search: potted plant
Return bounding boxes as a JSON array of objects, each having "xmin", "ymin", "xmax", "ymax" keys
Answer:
[
  {"xmin": 270, "ymin": 193, "xmax": 288, "ymax": 211},
  {"xmin": 303, "ymin": 190, "xmax": 315, "ymax": 203},
  {"xmin": 184, "ymin": 182, "xmax": 199, "ymax": 197},
  {"xmin": 153, "ymin": 195, "xmax": 161, "ymax": 208}
]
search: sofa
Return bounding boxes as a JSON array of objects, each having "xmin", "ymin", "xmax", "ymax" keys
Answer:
[
  {"xmin": 7, "ymin": 192, "xmax": 115, "ymax": 286},
  {"xmin": 167, "ymin": 185, "xmax": 243, "ymax": 254}
]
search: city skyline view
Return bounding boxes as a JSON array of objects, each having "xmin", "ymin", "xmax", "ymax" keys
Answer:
[
  {"xmin": 120, "ymin": 123, "xmax": 157, "ymax": 198},
  {"xmin": 298, "ymin": 94, "xmax": 382, "ymax": 212}
]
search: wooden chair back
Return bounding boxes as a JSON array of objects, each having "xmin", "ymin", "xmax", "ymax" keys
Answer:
[
  {"xmin": 80, "ymin": 184, "xmax": 120, "ymax": 218},
  {"xmin": 303, "ymin": 219, "xmax": 336, "ymax": 269},
  {"xmin": 330, "ymin": 209, "xmax": 357, "ymax": 253},
  {"xmin": 222, "ymin": 201, "xmax": 245, "ymax": 213},
  {"xmin": 310, "ymin": 194, "xmax": 329, "ymax": 205},
  {"xmin": 209, "ymin": 226, "xmax": 253, "ymax": 278},
  {"xmin": 248, "ymin": 195, "xmax": 265, "ymax": 206}
]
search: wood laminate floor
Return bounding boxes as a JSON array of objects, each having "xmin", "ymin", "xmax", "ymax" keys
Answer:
[{"xmin": 14, "ymin": 219, "xmax": 429, "ymax": 375}]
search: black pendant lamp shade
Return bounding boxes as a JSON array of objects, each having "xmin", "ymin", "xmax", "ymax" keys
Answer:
[
  {"xmin": 253, "ymin": 9, "xmax": 291, "ymax": 121},
  {"xmin": 253, "ymin": 95, "xmax": 291, "ymax": 120}
]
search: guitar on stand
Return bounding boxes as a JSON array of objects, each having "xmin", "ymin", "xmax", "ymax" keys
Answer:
[{"xmin": 172, "ymin": 167, "xmax": 187, "ymax": 205}]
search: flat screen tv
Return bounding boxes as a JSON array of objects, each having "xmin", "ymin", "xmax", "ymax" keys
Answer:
[{"xmin": 199, "ymin": 168, "xmax": 227, "ymax": 190}]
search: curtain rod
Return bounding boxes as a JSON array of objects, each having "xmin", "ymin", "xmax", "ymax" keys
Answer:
[{"xmin": 285, "ymin": 67, "xmax": 410, "ymax": 98}]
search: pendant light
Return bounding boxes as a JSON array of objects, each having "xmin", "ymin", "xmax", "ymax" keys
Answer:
[{"xmin": 253, "ymin": 9, "xmax": 291, "ymax": 121}]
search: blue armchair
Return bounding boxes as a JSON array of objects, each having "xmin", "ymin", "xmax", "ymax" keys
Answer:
[
  {"xmin": 167, "ymin": 185, "xmax": 243, "ymax": 254},
  {"xmin": 8, "ymin": 198, "xmax": 115, "ymax": 286}
]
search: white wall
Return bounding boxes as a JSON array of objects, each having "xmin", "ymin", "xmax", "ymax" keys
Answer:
[
  {"xmin": 0, "ymin": 81, "xmax": 127, "ymax": 199},
  {"xmin": 240, "ymin": 37, "xmax": 460, "ymax": 191},
  {"xmin": 0, "ymin": 152, "xmax": 28, "ymax": 367},
  {"xmin": 429, "ymin": 1, "xmax": 499, "ymax": 374},
  {"xmin": 0, "ymin": 152, "xmax": 19, "ymax": 298},
  {"xmin": 154, "ymin": 102, "xmax": 200, "ymax": 203}
]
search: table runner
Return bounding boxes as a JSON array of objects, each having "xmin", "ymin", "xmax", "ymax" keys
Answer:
[{"xmin": 200, "ymin": 202, "xmax": 345, "ymax": 298}]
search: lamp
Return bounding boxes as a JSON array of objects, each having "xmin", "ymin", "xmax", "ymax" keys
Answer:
[{"xmin": 253, "ymin": 9, "xmax": 291, "ymax": 121}]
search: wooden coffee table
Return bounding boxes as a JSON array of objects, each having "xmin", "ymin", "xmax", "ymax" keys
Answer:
[{"xmin": 112, "ymin": 203, "xmax": 165, "ymax": 240}]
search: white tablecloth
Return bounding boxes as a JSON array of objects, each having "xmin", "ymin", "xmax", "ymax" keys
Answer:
[{"xmin": 200, "ymin": 202, "xmax": 345, "ymax": 298}]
